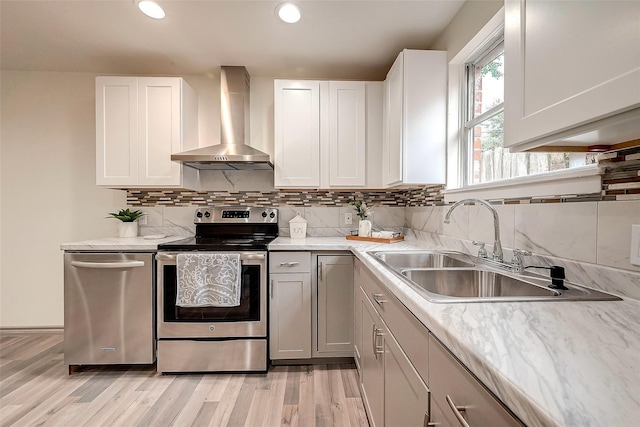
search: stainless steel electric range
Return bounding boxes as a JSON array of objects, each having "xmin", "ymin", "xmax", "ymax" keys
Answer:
[{"xmin": 155, "ymin": 206, "xmax": 278, "ymax": 373}]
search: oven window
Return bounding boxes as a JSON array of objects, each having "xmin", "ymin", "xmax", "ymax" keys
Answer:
[{"xmin": 163, "ymin": 264, "xmax": 261, "ymax": 322}]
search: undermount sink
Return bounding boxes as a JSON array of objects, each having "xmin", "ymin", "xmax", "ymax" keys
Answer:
[
  {"xmin": 367, "ymin": 250, "xmax": 621, "ymax": 303},
  {"xmin": 370, "ymin": 250, "xmax": 475, "ymax": 270}
]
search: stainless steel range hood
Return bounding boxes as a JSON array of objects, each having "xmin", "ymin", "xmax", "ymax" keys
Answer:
[{"xmin": 171, "ymin": 66, "xmax": 273, "ymax": 170}]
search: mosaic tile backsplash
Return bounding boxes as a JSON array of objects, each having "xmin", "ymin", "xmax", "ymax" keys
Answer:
[{"xmin": 127, "ymin": 146, "xmax": 640, "ymax": 208}]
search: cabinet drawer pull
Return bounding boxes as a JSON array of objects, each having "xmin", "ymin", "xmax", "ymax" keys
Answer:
[
  {"xmin": 446, "ymin": 395, "xmax": 471, "ymax": 427},
  {"xmin": 371, "ymin": 324, "xmax": 377, "ymax": 359},
  {"xmin": 373, "ymin": 293, "xmax": 388, "ymax": 305},
  {"xmin": 279, "ymin": 262, "xmax": 300, "ymax": 267},
  {"xmin": 372, "ymin": 325, "xmax": 384, "ymax": 359},
  {"xmin": 424, "ymin": 411, "xmax": 437, "ymax": 427}
]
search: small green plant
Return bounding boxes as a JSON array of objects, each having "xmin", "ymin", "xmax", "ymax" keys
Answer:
[
  {"xmin": 107, "ymin": 208, "xmax": 144, "ymax": 222},
  {"xmin": 347, "ymin": 199, "xmax": 372, "ymax": 220}
]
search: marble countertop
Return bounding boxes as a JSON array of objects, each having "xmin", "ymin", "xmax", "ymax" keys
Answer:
[
  {"xmin": 269, "ymin": 236, "xmax": 640, "ymax": 427},
  {"xmin": 60, "ymin": 235, "xmax": 188, "ymax": 251}
]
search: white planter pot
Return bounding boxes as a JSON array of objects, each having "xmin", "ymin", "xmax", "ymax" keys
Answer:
[
  {"xmin": 358, "ymin": 219, "xmax": 372, "ymax": 237},
  {"xmin": 118, "ymin": 222, "xmax": 138, "ymax": 238}
]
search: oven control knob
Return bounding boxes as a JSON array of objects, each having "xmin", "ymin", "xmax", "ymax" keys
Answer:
[
  {"xmin": 209, "ymin": 325, "xmax": 216, "ymax": 331},
  {"xmin": 269, "ymin": 212, "xmax": 275, "ymax": 218},
  {"xmin": 204, "ymin": 211, "xmax": 211, "ymax": 218},
  {"xmin": 262, "ymin": 211, "xmax": 267, "ymax": 218},
  {"xmin": 196, "ymin": 211, "xmax": 203, "ymax": 218}
]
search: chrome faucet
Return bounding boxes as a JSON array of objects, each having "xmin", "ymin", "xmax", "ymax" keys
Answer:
[{"xmin": 444, "ymin": 198, "xmax": 504, "ymax": 262}]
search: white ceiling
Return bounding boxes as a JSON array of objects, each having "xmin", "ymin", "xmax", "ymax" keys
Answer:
[{"xmin": 0, "ymin": 0, "xmax": 465, "ymax": 80}]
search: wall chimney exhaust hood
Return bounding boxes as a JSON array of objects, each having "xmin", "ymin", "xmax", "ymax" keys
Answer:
[{"xmin": 171, "ymin": 66, "xmax": 273, "ymax": 170}]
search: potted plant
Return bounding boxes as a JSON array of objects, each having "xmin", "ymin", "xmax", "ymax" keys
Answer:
[
  {"xmin": 347, "ymin": 199, "xmax": 373, "ymax": 237},
  {"xmin": 107, "ymin": 208, "xmax": 144, "ymax": 238}
]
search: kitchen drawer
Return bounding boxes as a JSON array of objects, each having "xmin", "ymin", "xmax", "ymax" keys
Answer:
[
  {"xmin": 269, "ymin": 251, "xmax": 311, "ymax": 273},
  {"xmin": 356, "ymin": 259, "xmax": 429, "ymax": 384},
  {"xmin": 157, "ymin": 339, "xmax": 267, "ymax": 373},
  {"xmin": 429, "ymin": 335, "xmax": 524, "ymax": 427}
]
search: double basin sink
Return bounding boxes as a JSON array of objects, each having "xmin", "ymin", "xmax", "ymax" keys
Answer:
[{"xmin": 369, "ymin": 250, "xmax": 621, "ymax": 303}]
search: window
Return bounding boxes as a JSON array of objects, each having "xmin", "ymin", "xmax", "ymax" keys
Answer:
[
  {"xmin": 463, "ymin": 39, "xmax": 505, "ymax": 185},
  {"xmin": 456, "ymin": 19, "xmax": 596, "ymax": 188}
]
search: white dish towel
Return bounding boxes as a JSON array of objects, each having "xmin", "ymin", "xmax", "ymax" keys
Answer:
[{"xmin": 176, "ymin": 253, "xmax": 241, "ymax": 307}]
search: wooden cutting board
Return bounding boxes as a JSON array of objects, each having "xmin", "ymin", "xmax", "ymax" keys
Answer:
[{"xmin": 345, "ymin": 235, "xmax": 404, "ymax": 244}]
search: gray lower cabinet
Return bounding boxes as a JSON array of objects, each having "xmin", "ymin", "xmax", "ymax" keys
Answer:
[
  {"xmin": 356, "ymin": 260, "xmax": 429, "ymax": 427},
  {"xmin": 384, "ymin": 330, "xmax": 430, "ymax": 427},
  {"xmin": 355, "ymin": 258, "xmax": 523, "ymax": 427},
  {"xmin": 269, "ymin": 251, "xmax": 354, "ymax": 361},
  {"xmin": 429, "ymin": 335, "xmax": 524, "ymax": 427},
  {"xmin": 269, "ymin": 252, "xmax": 312, "ymax": 360},
  {"xmin": 359, "ymin": 289, "xmax": 385, "ymax": 427},
  {"xmin": 316, "ymin": 254, "xmax": 354, "ymax": 356}
]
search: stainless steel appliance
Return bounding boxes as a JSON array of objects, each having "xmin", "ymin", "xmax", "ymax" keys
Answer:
[
  {"xmin": 156, "ymin": 206, "xmax": 278, "ymax": 373},
  {"xmin": 171, "ymin": 66, "xmax": 273, "ymax": 170},
  {"xmin": 64, "ymin": 252, "xmax": 155, "ymax": 369}
]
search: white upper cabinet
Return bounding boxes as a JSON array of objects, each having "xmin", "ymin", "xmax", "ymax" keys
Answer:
[
  {"xmin": 383, "ymin": 49, "xmax": 447, "ymax": 187},
  {"xmin": 326, "ymin": 81, "xmax": 366, "ymax": 187},
  {"xmin": 274, "ymin": 80, "xmax": 321, "ymax": 188},
  {"xmin": 96, "ymin": 76, "xmax": 198, "ymax": 189},
  {"xmin": 274, "ymin": 79, "xmax": 382, "ymax": 189},
  {"xmin": 504, "ymin": 0, "xmax": 640, "ymax": 150}
]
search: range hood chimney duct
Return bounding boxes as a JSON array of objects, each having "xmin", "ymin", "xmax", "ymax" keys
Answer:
[{"xmin": 171, "ymin": 66, "xmax": 273, "ymax": 170}]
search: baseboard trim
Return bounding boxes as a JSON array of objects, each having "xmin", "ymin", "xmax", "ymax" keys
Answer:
[
  {"xmin": 271, "ymin": 357, "xmax": 354, "ymax": 366},
  {"xmin": 0, "ymin": 326, "xmax": 63, "ymax": 335}
]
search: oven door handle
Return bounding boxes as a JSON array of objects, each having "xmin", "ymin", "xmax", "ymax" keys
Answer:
[{"xmin": 155, "ymin": 253, "xmax": 265, "ymax": 262}]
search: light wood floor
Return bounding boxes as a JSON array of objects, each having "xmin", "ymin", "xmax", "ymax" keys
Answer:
[{"xmin": 0, "ymin": 333, "xmax": 370, "ymax": 427}]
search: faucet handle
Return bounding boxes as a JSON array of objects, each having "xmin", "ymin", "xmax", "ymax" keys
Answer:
[
  {"xmin": 472, "ymin": 241, "xmax": 488, "ymax": 258},
  {"xmin": 511, "ymin": 249, "xmax": 532, "ymax": 273}
]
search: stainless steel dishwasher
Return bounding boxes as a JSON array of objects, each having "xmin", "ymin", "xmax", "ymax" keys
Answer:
[{"xmin": 64, "ymin": 252, "xmax": 155, "ymax": 369}]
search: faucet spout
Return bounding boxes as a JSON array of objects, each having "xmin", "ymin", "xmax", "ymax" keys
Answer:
[{"xmin": 444, "ymin": 198, "xmax": 503, "ymax": 262}]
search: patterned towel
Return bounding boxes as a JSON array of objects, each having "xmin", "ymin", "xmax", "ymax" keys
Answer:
[{"xmin": 176, "ymin": 253, "xmax": 241, "ymax": 307}]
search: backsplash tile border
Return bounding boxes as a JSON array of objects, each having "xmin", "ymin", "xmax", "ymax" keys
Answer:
[{"xmin": 126, "ymin": 146, "xmax": 640, "ymax": 207}]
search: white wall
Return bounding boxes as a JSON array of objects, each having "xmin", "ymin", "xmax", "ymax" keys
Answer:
[
  {"xmin": 0, "ymin": 71, "xmax": 125, "ymax": 327},
  {"xmin": 429, "ymin": 0, "xmax": 503, "ymax": 59}
]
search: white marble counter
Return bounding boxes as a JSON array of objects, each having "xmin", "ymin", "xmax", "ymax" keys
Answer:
[
  {"xmin": 269, "ymin": 236, "xmax": 640, "ymax": 427},
  {"xmin": 60, "ymin": 235, "xmax": 188, "ymax": 251},
  {"xmin": 269, "ymin": 236, "xmax": 355, "ymax": 251}
]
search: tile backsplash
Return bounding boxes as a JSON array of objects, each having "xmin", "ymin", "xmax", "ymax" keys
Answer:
[
  {"xmin": 135, "ymin": 146, "xmax": 640, "ymax": 281},
  {"xmin": 139, "ymin": 205, "xmax": 405, "ymax": 238}
]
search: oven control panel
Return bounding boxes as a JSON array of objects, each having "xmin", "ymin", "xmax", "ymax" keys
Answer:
[{"xmin": 194, "ymin": 207, "xmax": 278, "ymax": 224}]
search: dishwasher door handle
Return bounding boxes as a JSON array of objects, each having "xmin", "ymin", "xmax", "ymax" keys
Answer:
[{"xmin": 70, "ymin": 260, "xmax": 145, "ymax": 269}]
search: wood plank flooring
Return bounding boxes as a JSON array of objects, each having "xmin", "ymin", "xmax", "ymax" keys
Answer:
[{"xmin": 0, "ymin": 333, "xmax": 370, "ymax": 427}]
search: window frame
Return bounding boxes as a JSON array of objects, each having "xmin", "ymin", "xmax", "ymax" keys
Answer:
[
  {"xmin": 462, "ymin": 37, "xmax": 504, "ymax": 186},
  {"xmin": 444, "ymin": 7, "xmax": 599, "ymax": 203}
]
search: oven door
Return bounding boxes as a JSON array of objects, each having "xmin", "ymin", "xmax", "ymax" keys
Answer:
[{"xmin": 156, "ymin": 251, "xmax": 267, "ymax": 339}]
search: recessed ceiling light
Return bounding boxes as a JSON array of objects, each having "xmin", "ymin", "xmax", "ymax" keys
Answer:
[
  {"xmin": 137, "ymin": 0, "xmax": 165, "ymax": 19},
  {"xmin": 276, "ymin": 3, "xmax": 301, "ymax": 24}
]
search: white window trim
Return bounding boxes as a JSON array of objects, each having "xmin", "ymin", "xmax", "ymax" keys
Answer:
[
  {"xmin": 445, "ymin": 6, "xmax": 600, "ymax": 202},
  {"xmin": 444, "ymin": 164, "xmax": 600, "ymax": 202}
]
